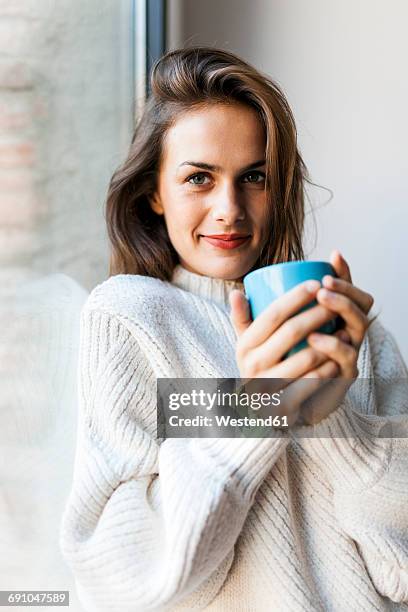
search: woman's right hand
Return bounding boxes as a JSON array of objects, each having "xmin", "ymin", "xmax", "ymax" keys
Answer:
[{"xmin": 229, "ymin": 280, "xmax": 347, "ymax": 426}]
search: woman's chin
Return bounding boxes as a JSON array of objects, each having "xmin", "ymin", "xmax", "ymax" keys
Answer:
[{"xmin": 202, "ymin": 259, "xmax": 251, "ymax": 282}]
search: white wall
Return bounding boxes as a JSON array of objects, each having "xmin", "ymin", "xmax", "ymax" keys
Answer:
[{"xmin": 175, "ymin": 0, "xmax": 408, "ymax": 363}]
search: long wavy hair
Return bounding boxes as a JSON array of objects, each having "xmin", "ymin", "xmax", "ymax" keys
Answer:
[{"xmin": 106, "ymin": 46, "xmax": 310, "ymax": 279}]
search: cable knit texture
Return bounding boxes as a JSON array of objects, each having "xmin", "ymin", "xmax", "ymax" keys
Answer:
[{"xmin": 60, "ymin": 264, "xmax": 408, "ymax": 612}]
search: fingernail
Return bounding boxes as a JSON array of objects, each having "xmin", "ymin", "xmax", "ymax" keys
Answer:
[
  {"xmin": 308, "ymin": 333, "xmax": 322, "ymax": 343},
  {"xmin": 319, "ymin": 288, "xmax": 335, "ymax": 301},
  {"xmin": 305, "ymin": 280, "xmax": 321, "ymax": 293},
  {"xmin": 322, "ymin": 275, "xmax": 334, "ymax": 287}
]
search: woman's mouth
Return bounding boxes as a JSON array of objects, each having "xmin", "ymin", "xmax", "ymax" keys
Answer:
[{"xmin": 200, "ymin": 234, "xmax": 251, "ymax": 250}]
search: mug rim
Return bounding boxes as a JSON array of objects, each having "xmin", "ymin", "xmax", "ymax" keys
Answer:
[{"xmin": 244, "ymin": 260, "xmax": 334, "ymax": 283}]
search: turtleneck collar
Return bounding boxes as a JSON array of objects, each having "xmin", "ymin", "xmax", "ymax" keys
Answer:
[{"xmin": 170, "ymin": 264, "xmax": 245, "ymax": 310}]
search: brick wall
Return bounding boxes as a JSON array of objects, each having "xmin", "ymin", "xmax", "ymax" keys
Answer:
[
  {"xmin": 0, "ymin": 0, "xmax": 134, "ymax": 289},
  {"xmin": 0, "ymin": 2, "xmax": 134, "ymax": 604},
  {"xmin": 0, "ymin": 0, "xmax": 134, "ymax": 381}
]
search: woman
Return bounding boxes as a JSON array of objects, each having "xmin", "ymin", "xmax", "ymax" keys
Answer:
[{"xmin": 60, "ymin": 47, "xmax": 408, "ymax": 611}]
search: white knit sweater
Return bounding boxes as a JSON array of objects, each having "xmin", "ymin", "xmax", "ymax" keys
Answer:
[{"xmin": 60, "ymin": 264, "xmax": 408, "ymax": 612}]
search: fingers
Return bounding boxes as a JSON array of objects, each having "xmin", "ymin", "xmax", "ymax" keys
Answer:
[
  {"xmin": 316, "ymin": 288, "xmax": 369, "ymax": 349},
  {"xmin": 278, "ymin": 365, "xmax": 338, "ymax": 421},
  {"xmin": 322, "ymin": 275, "xmax": 374, "ymax": 315},
  {"xmin": 330, "ymin": 249, "xmax": 352, "ymax": 282},
  {"xmin": 236, "ymin": 279, "xmax": 322, "ymax": 351},
  {"xmin": 335, "ymin": 328, "xmax": 351, "ymax": 343},
  {"xmin": 244, "ymin": 303, "xmax": 338, "ymax": 371},
  {"xmin": 270, "ymin": 329, "xmax": 350, "ymax": 380},
  {"xmin": 255, "ymin": 346, "xmax": 330, "ymax": 380},
  {"xmin": 302, "ymin": 358, "xmax": 340, "ymax": 379},
  {"xmin": 307, "ymin": 332, "xmax": 359, "ymax": 377},
  {"xmin": 229, "ymin": 290, "xmax": 252, "ymax": 337}
]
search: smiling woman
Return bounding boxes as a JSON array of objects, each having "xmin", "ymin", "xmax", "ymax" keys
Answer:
[
  {"xmin": 149, "ymin": 102, "xmax": 268, "ymax": 280},
  {"xmin": 105, "ymin": 46, "xmax": 307, "ymax": 280},
  {"xmin": 60, "ymin": 46, "xmax": 408, "ymax": 612}
]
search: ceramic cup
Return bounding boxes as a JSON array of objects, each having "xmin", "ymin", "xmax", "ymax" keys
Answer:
[{"xmin": 243, "ymin": 260, "xmax": 342, "ymax": 356}]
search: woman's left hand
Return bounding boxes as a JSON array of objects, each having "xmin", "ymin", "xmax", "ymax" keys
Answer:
[
  {"xmin": 298, "ymin": 250, "xmax": 375, "ymax": 425},
  {"xmin": 306, "ymin": 249, "xmax": 374, "ymax": 378}
]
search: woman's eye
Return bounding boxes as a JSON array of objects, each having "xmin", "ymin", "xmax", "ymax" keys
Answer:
[
  {"xmin": 242, "ymin": 171, "xmax": 265, "ymax": 184},
  {"xmin": 187, "ymin": 173, "xmax": 210, "ymax": 185}
]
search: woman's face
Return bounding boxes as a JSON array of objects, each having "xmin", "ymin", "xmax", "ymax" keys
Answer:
[{"xmin": 150, "ymin": 102, "xmax": 269, "ymax": 281}]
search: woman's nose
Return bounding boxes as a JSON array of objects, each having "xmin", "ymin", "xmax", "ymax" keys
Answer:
[{"xmin": 211, "ymin": 183, "xmax": 246, "ymax": 223}]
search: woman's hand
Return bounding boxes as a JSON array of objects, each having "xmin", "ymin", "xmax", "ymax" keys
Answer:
[
  {"xmin": 298, "ymin": 250, "xmax": 375, "ymax": 424},
  {"xmin": 306, "ymin": 250, "xmax": 374, "ymax": 377},
  {"xmin": 229, "ymin": 249, "xmax": 375, "ymax": 426},
  {"xmin": 229, "ymin": 276, "xmax": 342, "ymax": 426}
]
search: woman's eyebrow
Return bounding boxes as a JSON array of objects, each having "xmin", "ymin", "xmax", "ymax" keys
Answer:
[{"xmin": 178, "ymin": 159, "xmax": 266, "ymax": 173}]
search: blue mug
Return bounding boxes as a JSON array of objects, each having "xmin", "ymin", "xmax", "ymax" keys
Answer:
[{"xmin": 243, "ymin": 261, "xmax": 342, "ymax": 356}]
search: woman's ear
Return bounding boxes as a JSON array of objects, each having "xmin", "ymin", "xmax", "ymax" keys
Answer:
[{"xmin": 149, "ymin": 192, "xmax": 164, "ymax": 215}]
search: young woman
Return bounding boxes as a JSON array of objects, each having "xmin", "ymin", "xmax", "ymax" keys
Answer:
[{"xmin": 60, "ymin": 47, "xmax": 408, "ymax": 611}]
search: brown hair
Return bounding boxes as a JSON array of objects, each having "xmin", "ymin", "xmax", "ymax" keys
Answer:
[{"xmin": 106, "ymin": 46, "xmax": 310, "ymax": 279}]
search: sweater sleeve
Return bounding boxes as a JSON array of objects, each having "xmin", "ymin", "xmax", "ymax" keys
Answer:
[
  {"xmin": 59, "ymin": 307, "xmax": 289, "ymax": 612},
  {"xmin": 296, "ymin": 320, "xmax": 408, "ymax": 604}
]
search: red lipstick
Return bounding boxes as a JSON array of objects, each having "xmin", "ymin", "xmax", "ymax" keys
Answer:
[{"xmin": 201, "ymin": 233, "xmax": 251, "ymax": 250}]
